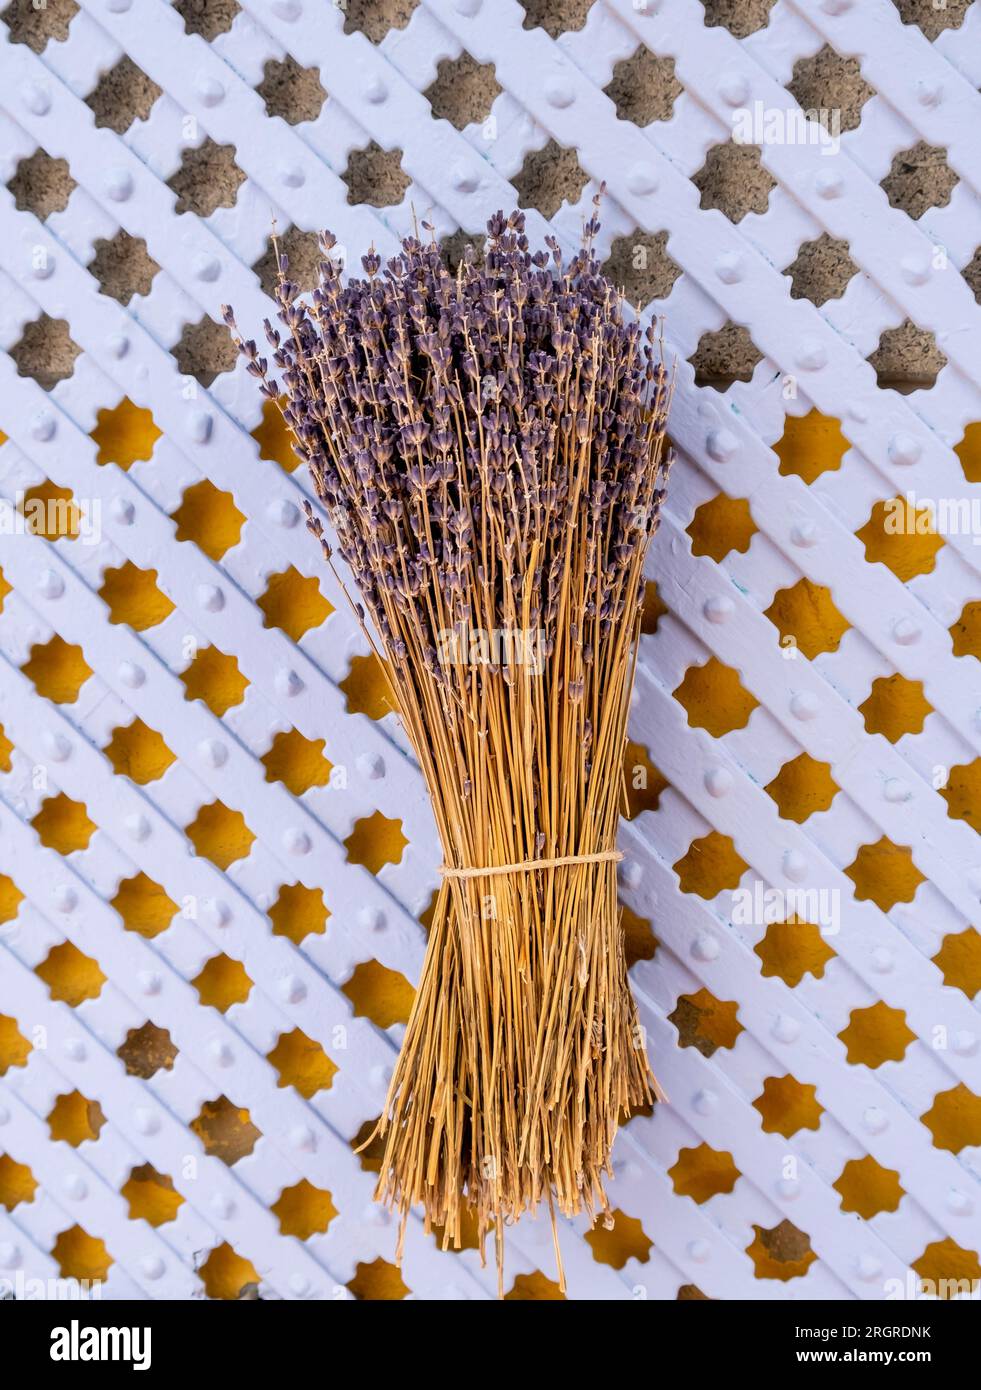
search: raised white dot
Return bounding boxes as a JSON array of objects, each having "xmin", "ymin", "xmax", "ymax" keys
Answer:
[
  {"xmin": 704, "ymin": 766, "xmax": 732, "ymax": 797},
  {"xmin": 289, "ymin": 1274, "xmax": 310, "ymax": 1296},
  {"xmin": 283, "ymin": 828, "xmax": 311, "ymax": 855},
  {"xmin": 64, "ymin": 1038, "xmax": 86, "ymax": 1062},
  {"xmin": 916, "ymin": 79, "xmax": 943, "ymax": 108},
  {"xmin": 118, "ymin": 660, "xmax": 144, "ymax": 687},
  {"xmin": 211, "ymin": 1040, "xmax": 234, "ymax": 1066},
  {"xmin": 280, "ymin": 975, "xmax": 306, "ymax": 1004},
  {"xmin": 625, "ymin": 162, "xmax": 658, "ymax": 196},
  {"xmin": 900, "ymin": 254, "xmax": 931, "ymax": 286},
  {"xmin": 201, "ymin": 898, "xmax": 230, "ymax": 928},
  {"xmin": 272, "ymin": 0, "xmax": 301, "ymax": 17},
  {"xmin": 715, "ymin": 252, "xmax": 744, "ymax": 284},
  {"xmin": 53, "ymin": 885, "xmax": 77, "ymax": 913},
  {"xmin": 888, "ymin": 433, "xmax": 922, "ymax": 466},
  {"xmin": 64, "ymin": 1173, "xmax": 87, "ymax": 1200},
  {"xmin": 105, "ymin": 168, "xmax": 133, "ymax": 202},
  {"xmin": 893, "ymin": 617, "xmax": 920, "ymax": 645},
  {"xmin": 453, "ymin": 0, "xmax": 481, "ymax": 15},
  {"xmin": 363, "ymin": 75, "xmax": 387, "ymax": 104},
  {"xmin": 863, "ymin": 1106, "xmax": 888, "ymax": 1135},
  {"xmin": 777, "ymin": 1177, "xmax": 800, "ymax": 1200},
  {"xmin": 791, "ymin": 520, "xmax": 818, "ymax": 548},
  {"xmin": 0, "ymin": 1244, "xmax": 21, "ymax": 1270},
  {"xmin": 275, "ymin": 667, "xmax": 303, "ymax": 697},
  {"xmin": 33, "ymin": 254, "xmax": 54, "ymax": 280},
  {"xmin": 790, "ymin": 691, "xmax": 820, "ymax": 721},
  {"xmin": 814, "ymin": 169, "xmax": 844, "ymax": 199},
  {"xmin": 857, "ymin": 1255, "xmax": 882, "ymax": 1282},
  {"xmin": 37, "ymin": 570, "xmax": 63, "ymax": 599},
  {"xmin": 451, "ymin": 164, "xmax": 479, "ymax": 193},
  {"xmin": 688, "ymin": 1239, "xmax": 711, "ymax": 1263},
  {"xmin": 188, "ymin": 411, "xmax": 213, "ymax": 443},
  {"xmin": 796, "ymin": 339, "xmax": 827, "ymax": 371},
  {"xmin": 106, "ymin": 0, "xmax": 131, "ymax": 10},
  {"xmin": 692, "ymin": 1088, "xmax": 717, "ymax": 1116},
  {"xmin": 211, "ymin": 1193, "xmax": 235, "ymax": 1220},
  {"xmin": 134, "ymin": 1108, "xmax": 161, "ymax": 1136},
  {"xmin": 820, "ymin": 0, "xmax": 852, "ymax": 11},
  {"xmin": 195, "ymin": 75, "xmax": 225, "ymax": 107},
  {"xmin": 193, "ymin": 254, "xmax": 221, "ymax": 283},
  {"xmin": 772, "ymin": 1014, "xmax": 799, "ymax": 1044},
  {"xmin": 952, "ymin": 1030, "xmax": 978, "ymax": 1057},
  {"xmin": 31, "ymin": 409, "xmax": 56, "ymax": 441},
  {"xmin": 619, "ymin": 858, "xmax": 643, "ymax": 889},
  {"xmin": 126, "ymin": 813, "xmax": 151, "ymax": 841},
  {"xmin": 21, "ymin": 82, "xmax": 50, "ymax": 116},
  {"xmin": 706, "ymin": 428, "xmax": 737, "ymax": 462},
  {"xmin": 198, "ymin": 583, "xmax": 224, "ymax": 612},
  {"xmin": 43, "ymin": 731, "xmax": 71, "ymax": 762},
  {"xmin": 359, "ymin": 907, "xmax": 386, "ymax": 933},
  {"xmin": 198, "ymin": 738, "xmax": 228, "ymax": 769},
  {"xmin": 281, "ymin": 165, "xmax": 306, "ymax": 188},
  {"xmin": 138, "ymin": 970, "xmax": 162, "ymax": 995},
  {"xmin": 290, "ymin": 1124, "xmax": 316, "ymax": 1152},
  {"xmin": 367, "ymin": 1070, "xmax": 392, "ymax": 1104},
  {"xmin": 947, "ymin": 1189, "xmax": 972, "ymax": 1216},
  {"xmin": 718, "ymin": 72, "xmax": 750, "ymax": 107},
  {"xmin": 704, "ymin": 593, "xmax": 733, "ymax": 623},
  {"xmin": 268, "ymin": 498, "xmax": 299, "ymax": 528},
  {"xmin": 783, "ymin": 851, "xmax": 807, "ymax": 883},
  {"xmin": 107, "ymin": 333, "xmax": 129, "ymax": 359},
  {"xmin": 870, "ymin": 947, "xmax": 894, "ymax": 973},
  {"xmin": 545, "ymin": 78, "xmax": 574, "ymax": 108},
  {"xmin": 692, "ymin": 933, "xmax": 719, "ymax": 962},
  {"xmin": 356, "ymin": 752, "xmax": 386, "ymax": 780},
  {"xmin": 884, "ymin": 777, "xmax": 911, "ymax": 803},
  {"xmin": 141, "ymin": 1256, "xmax": 165, "ymax": 1280}
]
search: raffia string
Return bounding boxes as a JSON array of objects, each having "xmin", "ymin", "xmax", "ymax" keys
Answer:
[{"xmin": 440, "ymin": 850, "xmax": 623, "ymax": 880}]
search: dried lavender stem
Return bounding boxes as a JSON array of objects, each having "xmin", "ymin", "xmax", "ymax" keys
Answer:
[{"xmin": 226, "ymin": 200, "xmax": 673, "ymax": 1295}]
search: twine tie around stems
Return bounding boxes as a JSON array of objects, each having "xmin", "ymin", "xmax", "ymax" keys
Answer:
[{"xmin": 439, "ymin": 850, "xmax": 623, "ymax": 880}]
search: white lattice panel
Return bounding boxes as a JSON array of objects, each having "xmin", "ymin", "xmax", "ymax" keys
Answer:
[{"xmin": 0, "ymin": 0, "xmax": 980, "ymax": 1300}]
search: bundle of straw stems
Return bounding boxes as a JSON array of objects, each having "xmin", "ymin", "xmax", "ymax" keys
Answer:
[{"xmin": 226, "ymin": 198, "xmax": 673, "ymax": 1294}]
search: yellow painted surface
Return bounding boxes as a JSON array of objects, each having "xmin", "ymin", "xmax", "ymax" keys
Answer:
[
  {"xmin": 103, "ymin": 717, "xmax": 175, "ymax": 785},
  {"xmin": 773, "ymin": 409, "xmax": 850, "ymax": 485},
  {"xmin": 266, "ymin": 1027, "xmax": 338, "ymax": 1098},
  {"xmin": 754, "ymin": 918, "xmax": 835, "ymax": 988},
  {"xmin": 673, "ymin": 830, "xmax": 748, "ymax": 898},
  {"xmin": 179, "ymin": 643, "xmax": 249, "ymax": 716},
  {"xmin": 687, "ymin": 492, "xmax": 757, "ymax": 561},
  {"xmin": 171, "ymin": 478, "xmax": 246, "ymax": 561},
  {"xmin": 52, "ymin": 1225, "xmax": 113, "ymax": 1282},
  {"xmin": 342, "ymin": 959, "xmax": 415, "ymax": 1029},
  {"xmin": 22, "ymin": 634, "xmax": 93, "ymax": 703},
  {"xmin": 268, "ymin": 881, "xmax": 329, "ymax": 944},
  {"xmin": 764, "ymin": 751, "xmax": 838, "ymax": 823},
  {"xmin": 833, "ymin": 1155, "xmax": 904, "ymax": 1219},
  {"xmin": 35, "ymin": 942, "xmax": 106, "ymax": 1006},
  {"xmin": 192, "ymin": 954, "xmax": 253, "ymax": 1012},
  {"xmin": 845, "ymin": 835, "xmax": 925, "ymax": 911},
  {"xmin": 258, "ymin": 565, "xmax": 333, "ymax": 641},
  {"xmin": 99, "ymin": 561, "xmax": 175, "ymax": 630},
  {"xmin": 91, "ymin": 398, "xmax": 161, "ymax": 469},
  {"xmin": 48, "ymin": 1090, "xmax": 106, "ymax": 1146},
  {"xmin": 765, "ymin": 578, "xmax": 849, "ymax": 660},
  {"xmin": 185, "ymin": 800, "xmax": 255, "ymax": 870},
  {"xmin": 838, "ymin": 1001, "xmax": 916, "ymax": 1068},
  {"xmin": 673, "ymin": 656, "xmax": 758, "ymax": 737}
]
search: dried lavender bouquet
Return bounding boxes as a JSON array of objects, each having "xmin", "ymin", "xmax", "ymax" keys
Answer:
[{"xmin": 226, "ymin": 202, "xmax": 672, "ymax": 1290}]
